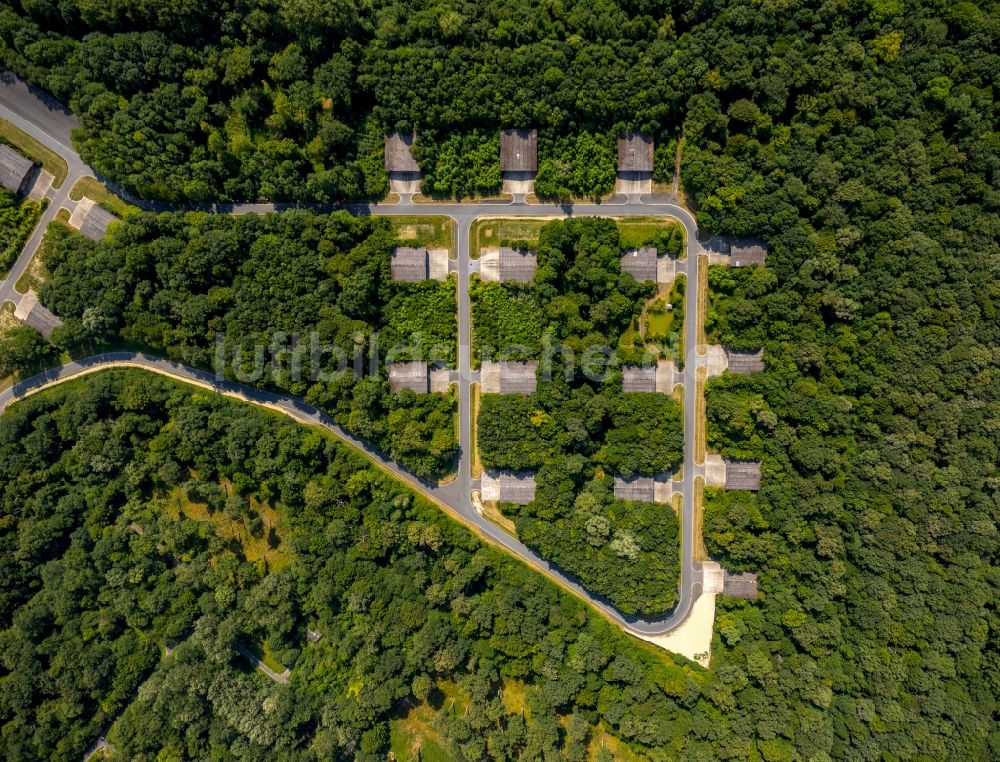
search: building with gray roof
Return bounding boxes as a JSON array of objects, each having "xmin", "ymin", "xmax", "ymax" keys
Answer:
[
  {"xmin": 724, "ymin": 461, "xmax": 762, "ymax": 491},
  {"xmin": 618, "ymin": 133, "xmax": 654, "ymax": 174},
  {"xmin": 482, "ymin": 470, "xmax": 536, "ymax": 505},
  {"xmin": 614, "ymin": 475, "xmax": 655, "ymax": 502},
  {"xmin": 726, "ymin": 348, "xmax": 765, "ymax": 374},
  {"xmin": 500, "ymin": 128, "xmax": 537, "ymax": 173},
  {"xmin": 391, "ymin": 246, "xmax": 429, "ymax": 281},
  {"xmin": 0, "ymin": 144, "xmax": 34, "ymax": 195},
  {"xmin": 480, "ymin": 360, "xmax": 538, "ymax": 394},
  {"xmin": 731, "ymin": 244, "xmax": 768, "ymax": 267},
  {"xmin": 723, "ymin": 571, "xmax": 759, "ymax": 599},
  {"xmin": 621, "ymin": 365, "xmax": 656, "ymax": 392},
  {"xmin": 388, "ymin": 361, "xmax": 429, "ymax": 394},
  {"xmin": 498, "ymin": 247, "xmax": 536, "ymax": 282},
  {"xmin": 620, "ymin": 247, "xmax": 658, "ymax": 282},
  {"xmin": 384, "ymin": 131, "xmax": 420, "ymax": 173}
]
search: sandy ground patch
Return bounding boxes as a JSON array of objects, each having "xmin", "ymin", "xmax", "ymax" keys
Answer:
[{"xmin": 637, "ymin": 568, "xmax": 723, "ymax": 668}]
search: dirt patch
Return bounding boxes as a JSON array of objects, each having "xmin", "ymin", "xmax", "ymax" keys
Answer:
[{"xmin": 697, "ymin": 255, "xmax": 708, "ymax": 353}]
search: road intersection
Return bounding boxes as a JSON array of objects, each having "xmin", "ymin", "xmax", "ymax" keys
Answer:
[{"xmin": 0, "ymin": 82, "xmax": 715, "ymax": 641}]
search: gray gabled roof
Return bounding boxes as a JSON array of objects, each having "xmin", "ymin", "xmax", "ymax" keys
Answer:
[
  {"xmin": 388, "ymin": 361, "xmax": 429, "ymax": 394},
  {"xmin": 485, "ymin": 470, "xmax": 537, "ymax": 504},
  {"xmin": 726, "ymin": 348, "xmax": 765, "ymax": 374},
  {"xmin": 618, "ymin": 133, "xmax": 654, "ymax": 172},
  {"xmin": 723, "ymin": 571, "xmax": 759, "ymax": 599},
  {"xmin": 620, "ymin": 247, "xmax": 657, "ymax": 282},
  {"xmin": 731, "ymin": 245, "xmax": 767, "ymax": 266},
  {"xmin": 724, "ymin": 461, "xmax": 762, "ymax": 491},
  {"xmin": 78, "ymin": 204, "xmax": 118, "ymax": 242},
  {"xmin": 391, "ymin": 246, "xmax": 429, "ymax": 281},
  {"xmin": 621, "ymin": 365, "xmax": 656, "ymax": 392},
  {"xmin": 0, "ymin": 144, "xmax": 34, "ymax": 194},
  {"xmin": 498, "ymin": 247, "xmax": 536, "ymax": 282},
  {"xmin": 385, "ymin": 131, "xmax": 420, "ymax": 173},
  {"xmin": 614, "ymin": 475, "xmax": 655, "ymax": 502},
  {"xmin": 500, "ymin": 128, "xmax": 537, "ymax": 172},
  {"xmin": 498, "ymin": 360, "xmax": 537, "ymax": 394}
]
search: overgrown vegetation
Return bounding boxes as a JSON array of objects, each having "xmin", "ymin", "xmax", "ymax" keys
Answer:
[
  {"xmin": 475, "ymin": 218, "xmax": 684, "ymax": 616},
  {"xmin": 35, "ymin": 211, "xmax": 458, "ymax": 478},
  {"xmin": 0, "ymin": 371, "xmax": 699, "ymax": 761},
  {"xmin": 0, "ymin": 189, "xmax": 44, "ymax": 276}
]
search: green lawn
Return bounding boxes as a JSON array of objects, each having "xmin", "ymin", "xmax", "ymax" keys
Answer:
[
  {"xmin": 69, "ymin": 176, "xmax": 140, "ymax": 218},
  {"xmin": 384, "ymin": 215, "xmax": 454, "ymax": 254},
  {"xmin": 470, "ymin": 217, "xmax": 552, "ymax": 258},
  {"xmin": 616, "ymin": 217, "xmax": 686, "ymax": 256},
  {"xmin": 0, "ymin": 119, "xmax": 68, "ymax": 188}
]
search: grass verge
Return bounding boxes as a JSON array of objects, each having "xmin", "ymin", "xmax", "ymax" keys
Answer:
[
  {"xmin": 383, "ymin": 215, "xmax": 454, "ymax": 254},
  {"xmin": 69, "ymin": 176, "xmax": 139, "ymax": 217},
  {"xmin": 470, "ymin": 217, "xmax": 553, "ymax": 257},
  {"xmin": 0, "ymin": 119, "xmax": 68, "ymax": 187},
  {"xmin": 470, "ymin": 383, "xmax": 482, "ymax": 479}
]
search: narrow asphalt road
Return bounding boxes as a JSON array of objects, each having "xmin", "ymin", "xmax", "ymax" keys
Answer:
[{"xmin": 0, "ymin": 81, "xmax": 708, "ymax": 637}]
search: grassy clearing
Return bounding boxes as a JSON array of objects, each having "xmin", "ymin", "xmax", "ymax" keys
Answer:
[
  {"xmin": 471, "ymin": 383, "xmax": 482, "ymax": 478},
  {"xmin": 589, "ymin": 724, "xmax": 651, "ymax": 761},
  {"xmin": 162, "ymin": 484, "xmax": 293, "ymax": 570},
  {"xmin": 616, "ymin": 216, "xmax": 685, "ymax": 253},
  {"xmin": 0, "ymin": 304, "xmax": 19, "ymax": 391},
  {"xmin": 252, "ymin": 641, "xmax": 286, "ymax": 674},
  {"xmin": 15, "ymin": 220, "xmax": 60, "ymax": 293},
  {"xmin": 470, "ymin": 217, "xmax": 552, "ymax": 257},
  {"xmin": 500, "ymin": 679, "xmax": 528, "ymax": 717},
  {"xmin": 696, "ymin": 367, "xmax": 707, "ymax": 464},
  {"xmin": 0, "ymin": 119, "xmax": 68, "ymax": 188},
  {"xmin": 697, "ymin": 256, "xmax": 708, "ymax": 353},
  {"xmin": 693, "ymin": 478, "xmax": 708, "ymax": 562},
  {"xmin": 384, "ymin": 215, "xmax": 454, "ymax": 254},
  {"xmin": 69, "ymin": 176, "xmax": 139, "ymax": 217},
  {"xmin": 390, "ymin": 704, "xmax": 453, "ymax": 762},
  {"xmin": 641, "ymin": 275, "xmax": 685, "ymax": 363}
]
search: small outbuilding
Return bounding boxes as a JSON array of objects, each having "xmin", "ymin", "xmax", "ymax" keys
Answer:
[
  {"xmin": 388, "ymin": 361, "xmax": 429, "ymax": 394},
  {"xmin": 620, "ymin": 247, "xmax": 658, "ymax": 283},
  {"xmin": 0, "ymin": 143, "xmax": 35, "ymax": 195},
  {"xmin": 614, "ymin": 475, "xmax": 655, "ymax": 503},
  {"xmin": 306, "ymin": 629, "xmax": 323, "ymax": 643},
  {"xmin": 481, "ymin": 360, "xmax": 538, "ymax": 394},
  {"xmin": 723, "ymin": 571, "xmax": 759, "ymax": 599},
  {"xmin": 384, "ymin": 130, "xmax": 420, "ymax": 173},
  {"xmin": 498, "ymin": 247, "xmax": 536, "ymax": 282},
  {"xmin": 724, "ymin": 461, "xmax": 762, "ymax": 491},
  {"xmin": 77, "ymin": 202, "xmax": 118, "ymax": 242},
  {"xmin": 500, "ymin": 128, "xmax": 537, "ymax": 173},
  {"xmin": 731, "ymin": 244, "xmax": 768, "ymax": 267},
  {"xmin": 482, "ymin": 470, "xmax": 536, "ymax": 505},
  {"xmin": 618, "ymin": 133, "xmax": 654, "ymax": 174},
  {"xmin": 621, "ymin": 365, "xmax": 656, "ymax": 393},
  {"xmin": 726, "ymin": 348, "xmax": 765, "ymax": 374},
  {"xmin": 391, "ymin": 246, "xmax": 429, "ymax": 281}
]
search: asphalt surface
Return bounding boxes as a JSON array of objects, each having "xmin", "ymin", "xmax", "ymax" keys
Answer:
[{"xmin": 0, "ymin": 80, "xmax": 708, "ymax": 637}]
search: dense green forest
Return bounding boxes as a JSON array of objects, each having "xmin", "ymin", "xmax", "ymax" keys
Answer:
[
  {"xmin": 0, "ymin": 0, "xmax": 694, "ymax": 201},
  {"xmin": 475, "ymin": 218, "xmax": 684, "ymax": 616},
  {"xmin": 0, "ymin": 0, "xmax": 997, "ymax": 759},
  {"xmin": 34, "ymin": 212, "xmax": 459, "ymax": 478},
  {"xmin": 0, "ymin": 370, "xmax": 703, "ymax": 761}
]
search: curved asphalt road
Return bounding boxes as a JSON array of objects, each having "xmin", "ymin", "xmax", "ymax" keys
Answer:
[{"xmin": 0, "ymin": 80, "xmax": 706, "ymax": 637}]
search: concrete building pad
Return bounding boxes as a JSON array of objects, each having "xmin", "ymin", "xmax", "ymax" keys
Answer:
[
  {"xmin": 703, "ymin": 454, "xmax": 727, "ymax": 488},
  {"xmin": 657, "ymin": 256, "xmax": 677, "ymax": 285},
  {"xmin": 429, "ymin": 368, "xmax": 451, "ymax": 393},
  {"xmin": 26, "ymin": 169, "xmax": 52, "ymax": 201},
  {"xmin": 428, "ymin": 248, "xmax": 449, "ymax": 280},
  {"xmin": 655, "ymin": 360, "xmax": 680, "ymax": 393},
  {"xmin": 704, "ymin": 344, "xmax": 728, "ymax": 377},
  {"xmin": 67, "ymin": 196, "xmax": 94, "ymax": 231}
]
